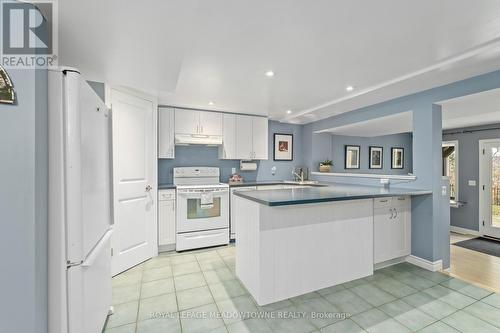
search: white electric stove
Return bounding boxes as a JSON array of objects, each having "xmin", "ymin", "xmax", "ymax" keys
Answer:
[{"xmin": 174, "ymin": 167, "xmax": 229, "ymax": 251}]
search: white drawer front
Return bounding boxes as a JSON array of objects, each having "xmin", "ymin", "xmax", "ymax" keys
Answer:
[
  {"xmin": 393, "ymin": 196, "xmax": 409, "ymax": 207},
  {"xmin": 374, "ymin": 197, "xmax": 392, "ymax": 208},
  {"xmin": 159, "ymin": 189, "xmax": 175, "ymax": 201},
  {"xmin": 176, "ymin": 229, "xmax": 229, "ymax": 251}
]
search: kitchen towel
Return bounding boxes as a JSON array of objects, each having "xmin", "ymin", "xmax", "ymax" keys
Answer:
[{"xmin": 200, "ymin": 191, "xmax": 214, "ymax": 209}]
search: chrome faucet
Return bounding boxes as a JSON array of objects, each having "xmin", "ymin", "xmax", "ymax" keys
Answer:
[{"xmin": 292, "ymin": 168, "xmax": 304, "ymax": 182}]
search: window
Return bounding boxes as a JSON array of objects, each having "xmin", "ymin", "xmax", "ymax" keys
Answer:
[{"xmin": 442, "ymin": 141, "xmax": 458, "ymax": 200}]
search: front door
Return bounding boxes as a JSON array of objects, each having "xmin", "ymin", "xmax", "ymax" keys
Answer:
[
  {"xmin": 480, "ymin": 140, "xmax": 500, "ymax": 239},
  {"xmin": 109, "ymin": 87, "xmax": 157, "ymax": 275}
]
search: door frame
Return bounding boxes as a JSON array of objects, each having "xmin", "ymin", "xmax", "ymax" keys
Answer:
[
  {"xmin": 105, "ymin": 85, "xmax": 158, "ymax": 274},
  {"xmin": 479, "ymin": 138, "xmax": 500, "ymax": 238}
]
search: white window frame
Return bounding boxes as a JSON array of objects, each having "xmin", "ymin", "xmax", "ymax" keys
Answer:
[{"xmin": 442, "ymin": 140, "xmax": 459, "ymax": 201}]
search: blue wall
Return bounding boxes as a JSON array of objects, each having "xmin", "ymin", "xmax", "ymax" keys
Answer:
[
  {"xmin": 443, "ymin": 123, "xmax": 500, "ymax": 232},
  {"xmin": 302, "ymin": 70, "xmax": 500, "ymax": 268},
  {"xmin": 158, "ymin": 120, "xmax": 303, "ymax": 184},
  {"xmin": 0, "ymin": 68, "xmax": 48, "ymax": 333},
  {"xmin": 327, "ymin": 133, "xmax": 413, "ymax": 175}
]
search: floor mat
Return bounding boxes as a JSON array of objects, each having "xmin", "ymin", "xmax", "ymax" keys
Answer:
[{"xmin": 453, "ymin": 237, "xmax": 500, "ymax": 258}]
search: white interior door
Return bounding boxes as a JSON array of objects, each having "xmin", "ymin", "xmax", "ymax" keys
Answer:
[
  {"xmin": 109, "ymin": 87, "xmax": 157, "ymax": 275},
  {"xmin": 480, "ymin": 140, "xmax": 500, "ymax": 239}
]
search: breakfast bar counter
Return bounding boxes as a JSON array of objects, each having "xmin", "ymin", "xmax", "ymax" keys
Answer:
[{"xmin": 232, "ymin": 183, "xmax": 431, "ymax": 305}]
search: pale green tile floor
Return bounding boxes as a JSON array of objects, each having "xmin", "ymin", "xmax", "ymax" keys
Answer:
[{"xmin": 104, "ymin": 245, "xmax": 500, "ymax": 333}]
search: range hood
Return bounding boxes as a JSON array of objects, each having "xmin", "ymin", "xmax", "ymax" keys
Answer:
[{"xmin": 175, "ymin": 134, "xmax": 223, "ymax": 146}]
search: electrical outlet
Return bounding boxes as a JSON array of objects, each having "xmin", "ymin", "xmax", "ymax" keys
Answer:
[
  {"xmin": 231, "ymin": 167, "xmax": 236, "ymax": 175},
  {"xmin": 468, "ymin": 180, "xmax": 476, "ymax": 186},
  {"xmin": 271, "ymin": 166, "xmax": 277, "ymax": 176}
]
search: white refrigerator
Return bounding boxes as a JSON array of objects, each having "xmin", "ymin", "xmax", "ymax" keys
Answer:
[{"xmin": 48, "ymin": 68, "xmax": 113, "ymax": 333}]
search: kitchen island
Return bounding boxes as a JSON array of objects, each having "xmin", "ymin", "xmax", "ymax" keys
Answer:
[{"xmin": 232, "ymin": 183, "xmax": 431, "ymax": 306}]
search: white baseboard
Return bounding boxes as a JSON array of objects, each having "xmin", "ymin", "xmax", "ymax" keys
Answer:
[
  {"xmin": 450, "ymin": 226, "xmax": 480, "ymax": 236},
  {"xmin": 374, "ymin": 257, "xmax": 407, "ymax": 270},
  {"xmin": 406, "ymin": 255, "xmax": 443, "ymax": 272},
  {"xmin": 158, "ymin": 244, "xmax": 176, "ymax": 253}
]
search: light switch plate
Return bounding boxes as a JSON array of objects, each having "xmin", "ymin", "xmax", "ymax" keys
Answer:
[
  {"xmin": 231, "ymin": 167, "xmax": 236, "ymax": 175},
  {"xmin": 468, "ymin": 180, "xmax": 477, "ymax": 186},
  {"xmin": 442, "ymin": 186, "xmax": 447, "ymax": 196}
]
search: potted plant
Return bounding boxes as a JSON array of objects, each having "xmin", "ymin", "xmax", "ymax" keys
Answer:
[{"xmin": 319, "ymin": 159, "xmax": 333, "ymax": 172}]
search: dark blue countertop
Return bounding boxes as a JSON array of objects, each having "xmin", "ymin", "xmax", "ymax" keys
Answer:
[
  {"xmin": 232, "ymin": 183, "xmax": 432, "ymax": 206},
  {"xmin": 158, "ymin": 184, "xmax": 176, "ymax": 190},
  {"xmin": 227, "ymin": 181, "xmax": 289, "ymax": 187}
]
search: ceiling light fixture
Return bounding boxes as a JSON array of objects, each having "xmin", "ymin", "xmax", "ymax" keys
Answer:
[
  {"xmin": 208, "ymin": 101, "xmax": 215, "ymax": 106},
  {"xmin": 265, "ymin": 71, "xmax": 275, "ymax": 77},
  {"xmin": 286, "ymin": 110, "xmax": 292, "ymax": 114},
  {"xmin": 346, "ymin": 85, "xmax": 354, "ymax": 92}
]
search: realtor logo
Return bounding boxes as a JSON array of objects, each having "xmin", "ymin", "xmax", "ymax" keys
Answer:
[{"xmin": 1, "ymin": 1, "xmax": 57, "ymax": 68}]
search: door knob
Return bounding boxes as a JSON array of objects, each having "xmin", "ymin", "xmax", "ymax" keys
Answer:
[{"xmin": 145, "ymin": 185, "xmax": 153, "ymax": 192}]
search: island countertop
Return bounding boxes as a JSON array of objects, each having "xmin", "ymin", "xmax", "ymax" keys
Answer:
[{"xmin": 232, "ymin": 183, "xmax": 432, "ymax": 206}]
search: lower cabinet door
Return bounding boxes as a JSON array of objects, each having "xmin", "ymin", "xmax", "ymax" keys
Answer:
[
  {"xmin": 374, "ymin": 200, "xmax": 411, "ymax": 264},
  {"xmin": 374, "ymin": 208, "xmax": 393, "ymax": 264},
  {"xmin": 391, "ymin": 206, "xmax": 411, "ymax": 258},
  {"xmin": 159, "ymin": 200, "xmax": 176, "ymax": 246}
]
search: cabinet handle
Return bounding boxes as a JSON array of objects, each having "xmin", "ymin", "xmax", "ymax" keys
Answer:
[
  {"xmin": 379, "ymin": 199, "xmax": 389, "ymax": 203},
  {"xmin": 394, "ymin": 208, "xmax": 398, "ymax": 219},
  {"xmin": 389, "ymin": 208, "xmax": 394, "ymax": 219},
  {"xmin": 397, "ymin": 197, "xmax": 405, "ymax": 201}
]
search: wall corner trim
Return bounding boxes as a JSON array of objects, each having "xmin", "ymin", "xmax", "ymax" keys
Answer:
[{"xmin": 406, "ymin": 255, "xmax": 443, "ymax": 272}]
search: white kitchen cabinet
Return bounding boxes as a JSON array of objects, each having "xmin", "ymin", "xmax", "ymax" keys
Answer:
[
  {"xmin": 175, "ymin": 109, "xmax": 198, "ymax": 135},
  {"xmin": 235, "ymin": 115, "xmax": 254, "ymax": 159},
  {"xmin": 235, "ymin": 115, "xmax": 268, "ymax": 160},
  {"xmin": 175, "ymin": 109, "xmax": 222, "ymax": 136},
  {"xmin": 374, "ymin": 196, "xmax": 411, "ymax": 264},
  {"xmin": 219, "ymin": 113, "xmax": 237, "ymax": 159},
  {"xmin": 252, "ymin": 116, "xmax": 268, "ymax": 159},
  {"xmin": 158, "ymin": 189, "xmax": 176, "ymax": 251},
  {"xmin": 158, "ymin": 107, "xmax": 175, "ymax": 159},
  {"xmin": 230, "ymin": 186, "xmax": 256, "ymax": 239},
  {"xmin": 199, "ymin": 111, "xmax": 222, "ymax": 135}
]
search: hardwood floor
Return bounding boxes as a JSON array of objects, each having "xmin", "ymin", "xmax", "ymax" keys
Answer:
[{"xmin": 448, "ymin": 232, "xmax": 500, "ymax": 293}]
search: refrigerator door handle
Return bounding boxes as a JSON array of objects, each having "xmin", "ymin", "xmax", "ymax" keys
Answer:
[{"xmin": 81, "ymin": 229, "xmax": 113, "ymax": 268}]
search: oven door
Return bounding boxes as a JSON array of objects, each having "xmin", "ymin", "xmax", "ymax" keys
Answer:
[{"xmin": 177, "ymin": 187, "xmax": 229, "ymax": 233}]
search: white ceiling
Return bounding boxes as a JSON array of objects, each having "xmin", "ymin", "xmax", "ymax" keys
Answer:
[
  {"xmin": 439, "ymin": 88, "xmax": 500, "ymax": 130},
  {"xmin": 314, "ymin": 112, "xmax": 413, "ymax": 137},
  {"xmin": 59, "ymin": 0, "xmax": 500, "ymax": 123}
]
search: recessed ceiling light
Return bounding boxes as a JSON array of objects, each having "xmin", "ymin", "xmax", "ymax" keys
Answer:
[
  {"xmin": 208, "ymin": 101, "xmax": 215, "ymax": 106},
  {"xmin": 265, "ymin": 71, "xmax": 275, "ymax": 77},
  {"xmin": 346, "ymin": 85, "xmax": 354, "ymax": 92},
  {"xmin": 286, "ymin": 110, "xmax": 292, "ymax": 114}
]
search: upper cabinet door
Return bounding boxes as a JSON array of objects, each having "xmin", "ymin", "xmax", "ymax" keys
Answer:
[
  {"xmin": 219, "ymin": 113, "xmax": 236, "ymax": 159},
  {"xmin": 252, "ymin": 117, "xmax": 268, "ymax": 160},
  {"xmin": 235, "ymin": 115, "xmax": 254, "ymax": 160},
  {"xmin": 199, "ymin": 111, "xmax": 222, "ymax": 136},
  {"xmin": 175, "ymin": 109, "xmax": 199, "ymax": 135},
  {"xmin": 158, "ymin": 107, "xmax": 175, "ymax": 159}
]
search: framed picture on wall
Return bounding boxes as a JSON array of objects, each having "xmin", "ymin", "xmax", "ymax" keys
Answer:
[
  {"xmin": 391, "ymin": 147, "xmax": 404, "ymax": 169},
  {"xmin": 369, "ymin": 146, "xmax": 383, "ymax": 169},
  {"xmin": 345, "ymin": 145, "xmax": 360, "ymax": 169},
  {"xmin": 273, "ymin": 133, "xmax": 293, "ymax": 161}
]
